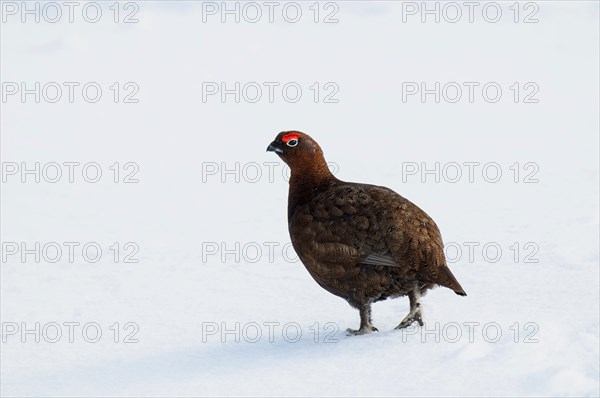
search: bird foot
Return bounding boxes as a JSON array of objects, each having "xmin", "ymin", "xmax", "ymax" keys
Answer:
[
  {"xmin": 346, "ymin": 325, "xmax": 378, "ymax": 336},
  {"xmin": 395, "ymin": 311, "xmax": 424, "ymax": 329}
]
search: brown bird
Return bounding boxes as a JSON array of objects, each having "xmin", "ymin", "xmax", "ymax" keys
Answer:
[{"xmin": 267, "ymin": 131, "xmax": 466, "ymax": 335}]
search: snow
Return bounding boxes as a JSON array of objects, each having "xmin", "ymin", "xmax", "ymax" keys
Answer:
[{"xmin": 1, "ymin": 2, "xmax": 599, "ymax": 397}]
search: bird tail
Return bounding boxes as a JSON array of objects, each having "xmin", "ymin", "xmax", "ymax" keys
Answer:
[{"xmin": 437, "ymin": 265, "xmax": 467, "ymax": 296}]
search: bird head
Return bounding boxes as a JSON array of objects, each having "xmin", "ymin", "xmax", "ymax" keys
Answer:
[{"xmin": 266, "ymin": 131, "xmax": 325, "ymax": 171}]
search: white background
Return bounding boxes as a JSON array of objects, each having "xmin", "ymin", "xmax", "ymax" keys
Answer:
[{"xmin": 1, "ymin": 1, "xmax": 599, "ymax": 397}]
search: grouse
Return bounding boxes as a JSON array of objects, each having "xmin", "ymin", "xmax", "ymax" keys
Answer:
[{"xmin": 267, "ymin": 131, "xmax": 466, "ymax": 335}]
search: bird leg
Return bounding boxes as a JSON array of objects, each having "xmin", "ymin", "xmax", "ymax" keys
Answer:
[
  {"xmin": 395, "ymin": 286, "xmax": 424, "ymax": 329},
  {"xmin": 347, "ymin": 302, "xmax": 378, "ymax": 336}
]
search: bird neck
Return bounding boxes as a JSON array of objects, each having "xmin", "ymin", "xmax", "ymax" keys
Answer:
[{"xmin": 287, "ymin": 156, "xmax": 337, "ymax": 221}]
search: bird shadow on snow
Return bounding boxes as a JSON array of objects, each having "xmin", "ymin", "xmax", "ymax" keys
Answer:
[{"xmin": 23, "ymin": 328, "xmax": 393, "ymax": 394}]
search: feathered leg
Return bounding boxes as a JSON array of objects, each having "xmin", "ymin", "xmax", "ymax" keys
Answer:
[
  {"xmin": 347, "ymin": 302, "xmax": 378, "ymax": 336},
  {"xmin": 395, "ymin": 285, "xmax": 424, "ymax": 329}
]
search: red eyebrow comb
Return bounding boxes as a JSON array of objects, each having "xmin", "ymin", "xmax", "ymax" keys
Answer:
[{"xmin": 282, "ymin": 133, "xmax": 300, "ymax": 143}]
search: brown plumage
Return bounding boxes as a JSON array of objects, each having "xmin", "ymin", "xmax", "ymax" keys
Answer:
[{"xmin": 267, "ymin": 131, "xmax": 466, "ymax": 335}]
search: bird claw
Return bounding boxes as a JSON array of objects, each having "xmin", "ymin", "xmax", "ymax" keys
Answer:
[
  {"xmin": 346, "ymin": 326, "xmax": 378, "ymax": 336},
  {"xmin": 395, "ymin": 312, "xmax": 424, "ymax": 329}
]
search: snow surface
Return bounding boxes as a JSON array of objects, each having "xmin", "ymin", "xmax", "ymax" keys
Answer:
[{"xmin": 1, "ymin": 2, "xmax": 599, "ymax": 397}]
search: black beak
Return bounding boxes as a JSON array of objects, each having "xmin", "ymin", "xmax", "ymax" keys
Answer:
[{"xmin": 266, "ymin": 142, "xmax": 283, "ymax": 154}]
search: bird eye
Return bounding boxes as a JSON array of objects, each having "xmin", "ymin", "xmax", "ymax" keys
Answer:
[{"xmin": 286, "ymin": 139, "xmax": 298, "ymax": 147}]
